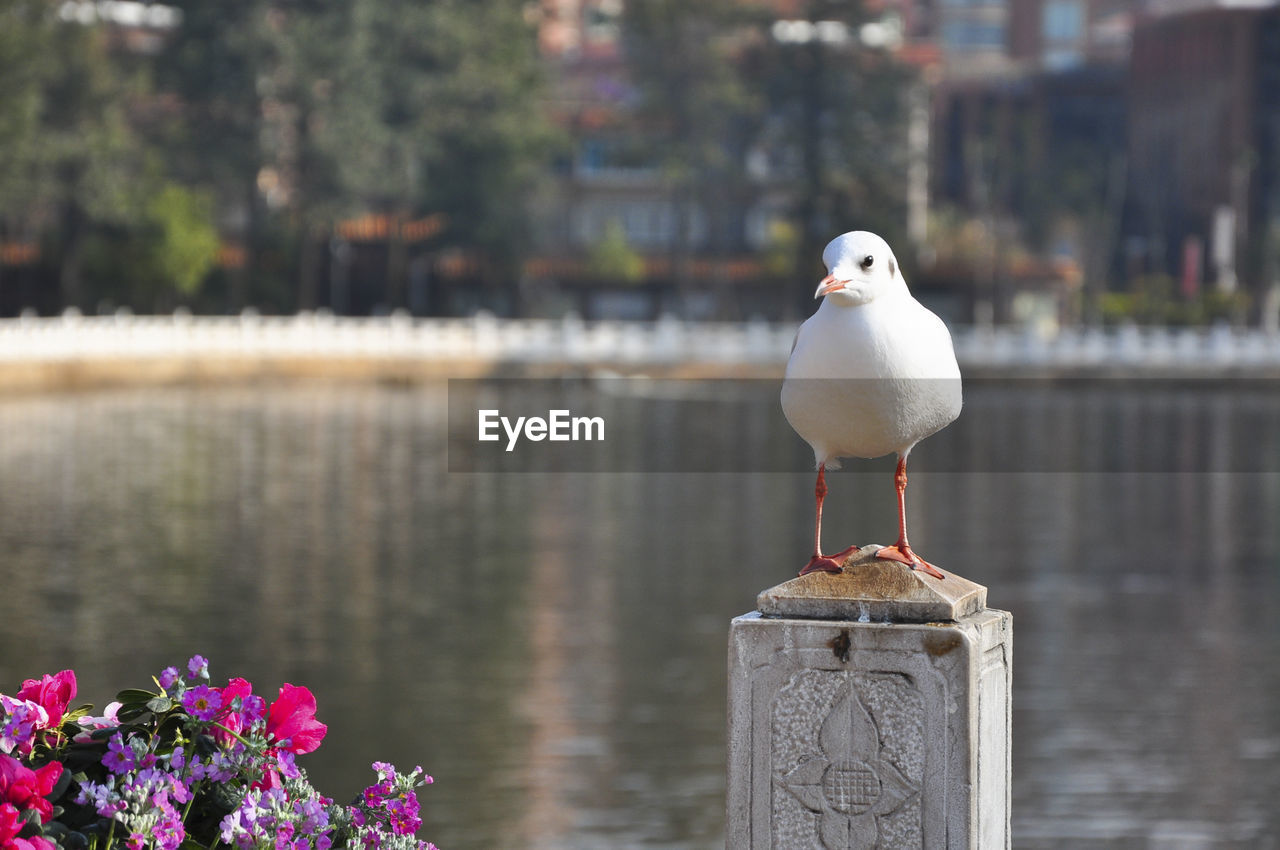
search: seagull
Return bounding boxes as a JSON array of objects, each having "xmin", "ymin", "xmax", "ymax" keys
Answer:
[{"xmin": 782, "ymin": 230, "xmax": 962, "ymax": 579}]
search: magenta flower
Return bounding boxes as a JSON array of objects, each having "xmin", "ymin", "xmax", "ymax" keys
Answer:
[
  {"xmin": 211, "ymin": 678, "xmax": 263, "ymax": 747},
  {"xmin": 0, "ymin": 753, "xmax": 62, "ymax": 823},
  {"xmin": 4, "ymin": 659, "xmax": 434, "ymax": 850},
  {"xmin": 182, "ymin": 686, "xmax": 222, "ymax": 722},
  {"xmin": 0, "ymin": 803, "xmax": 25, "ymax": 846},
  {"xmin": 16, "ymin": 670, "xmax": 76, "ymax": 730},
  {"xmin": 213, "ymin": 679, "xmax": 248, "ymax": 740},
  {"xmin": 1, "ymin": 802, "xmax": 57, "ymax": 850},
  {"xmin": 265, "ymin": 685, "xmax": 327, "ymax": 755}
]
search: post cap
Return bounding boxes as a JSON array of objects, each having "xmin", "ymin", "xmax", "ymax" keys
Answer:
[{"xmin": 757, "ymin": 545, "xmax": 987, "ymax": 623}]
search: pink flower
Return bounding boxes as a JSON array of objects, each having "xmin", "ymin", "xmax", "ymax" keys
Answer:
[
  {"xmin": 251, "ymin": 765, "xmax": 283, "ymax": 793},
  {"xmin": 16, "ymin": 671, "xmax": 76, "ymax": 730},
  {"xmin": 0, "ymin": 754, "xmax": 62, "ymax": 824},
  {"xmin": 212, "ymin": 679, "xmax": 256, "ymax": 746},
  {"xmin": 72, "ymin": 702, "xmax": 121, "ymax": 744},
  {"xmin": 265, "ymin": 685, "xmax": 327, "ymax": 755}
]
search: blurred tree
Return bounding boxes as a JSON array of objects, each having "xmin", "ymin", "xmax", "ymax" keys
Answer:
[
  {"xmin": 762, "ymin": 219, "xmax": 801, "ymax": 280},
  {"xmin": 260, "ymin": 1, "xmax": 360, "ymax": 309},
  {"xmin": 160, "ymin": 0, "xmax": 276, "ymax": 310},
  {"xmin": 588, "ymin": 219, "xmax": 645, "ymax": 284},
  {"xmin": 621, "ymin": 1, "xmax": 914, "ymax": 316},
  {"xmin": 744, "ymin": 1, "xmax": 914, "ymax": 303},
  {"xmin": 0, "ymin": 4, "xmax": 150, "ymax": 308},
  {"xmin": 1, "ymin": 0, "xmax": 553, "ymax": 314},
  {"xmin": 163, "ymin": 0, "xmax": 552, "ymax": 313},
  {"xmin": 622, "ymin": 0, "xmax": 757, "ymax": 299},
  {"xmin": 144, "ymin": 182, "xmax": 221, "ymax": 299},
  {"xmin": 82, "ymin": 181, "xmax": 219, "ymax": 311},
  {"xmin": 355, "ymin": 0, "xmax": 555, "ymax": 310},
  {"xmin": 0, "ymin": 1, "xmax": 48, "ymax": 228}
]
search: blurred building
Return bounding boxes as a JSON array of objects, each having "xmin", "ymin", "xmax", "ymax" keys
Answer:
[
  {"xmin": 521, "ymin": 0, "xmax": 929, "ymax": 321},
  {"xmin": 526, "ymin": 0, "xmax": 680, "ymax": 319},
  {"xmin": 1124, "ymin": 4, "xmax": 1280, "ymax": 303},
  {"xmin": 923, "ymin": 2, "xmax": 1136, "ymax": 325},
  {"xmin": 927, "ymin": 0, "xmax": 1280, "ymax": 325},
  {"xmin": 510, "ymin": 0, "xmax": 1280, "ymax": 325}
]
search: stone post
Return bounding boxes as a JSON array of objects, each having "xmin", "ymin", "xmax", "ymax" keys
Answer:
[{"xmin": 727, "ymin": 546, "xmax": 1011, "ymax": 849}]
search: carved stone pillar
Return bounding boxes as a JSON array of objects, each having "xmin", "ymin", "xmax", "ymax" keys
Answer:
[{"xmin": 726, "ymin": 547, "xmax": 1012, "ymax": 849}]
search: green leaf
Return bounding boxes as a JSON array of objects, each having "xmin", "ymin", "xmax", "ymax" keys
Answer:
[
  {"xmin": 85, "ymin": 726, "xmax": 121, "ymax": 741},
  {"xmin": 146, "ymin": 696, "xmax": 174, "ymax": 714},
  {"xmin": 115, "ymin": 688, "xmax": 158, "ymax": 705},
  {"xmin": 115, "ymin": 708, "xmax": 150, "ymax": 724}
]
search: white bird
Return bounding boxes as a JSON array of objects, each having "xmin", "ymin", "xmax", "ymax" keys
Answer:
[{"xmin": 782, "ymin": 230, "xmax": 962, "ymax": 579}]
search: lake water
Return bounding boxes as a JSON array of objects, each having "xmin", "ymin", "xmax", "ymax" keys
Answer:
[{"xmin": 1, "ymin": 379, "xmax": 1279, "ymax": 849}]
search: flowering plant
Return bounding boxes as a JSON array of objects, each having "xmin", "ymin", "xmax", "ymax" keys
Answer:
[{"xmin": 0, "ymin": 657, "xmax": 436, "ymax": 850}]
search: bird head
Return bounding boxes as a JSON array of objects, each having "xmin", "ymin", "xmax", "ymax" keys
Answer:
[{"xmin": 814, "ymin": 230, "xmax": 903, "ymax": 306}]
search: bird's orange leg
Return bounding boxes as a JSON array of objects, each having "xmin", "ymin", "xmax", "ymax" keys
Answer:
[
  {"xmin": 875, "ymin": 455, "xmax": 945, "ymax": 580},
  {"xmin": 800, "ymin": 466, "xmax": 860, "ymax": 576}
]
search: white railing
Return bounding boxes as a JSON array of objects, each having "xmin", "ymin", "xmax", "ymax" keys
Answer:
[{"xmin": 1, "ymin": 311, "xmax": 1279, "ymax": 373}]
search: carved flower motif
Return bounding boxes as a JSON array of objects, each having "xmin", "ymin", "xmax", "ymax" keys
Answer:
[{"xmin": 779, "ymin": 681, "xmax": 919, "ymax": 848}]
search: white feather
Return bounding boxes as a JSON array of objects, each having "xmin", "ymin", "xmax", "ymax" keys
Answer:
[{"xmin": 781, "ymin": 231, "xmax": 962, "ymax": 469}]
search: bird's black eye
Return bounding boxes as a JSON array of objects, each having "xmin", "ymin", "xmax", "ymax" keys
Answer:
[{"xmin": 860, "ymin": 255, "xmax": 874, "ymax": 270}]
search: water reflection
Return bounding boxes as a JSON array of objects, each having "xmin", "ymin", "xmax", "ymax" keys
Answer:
[{"xmin": 0, "ymin": 382, "xmax": 1278, "ymax": 848}]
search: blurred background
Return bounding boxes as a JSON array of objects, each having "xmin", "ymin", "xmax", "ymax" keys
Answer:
[
  {"xmin": 3, "ymin": 2, "xmax": 1280, "ymax": 849},
  {"xmin": 0, "ymin": 0, "xmax": 1277, "ymax": 328}
]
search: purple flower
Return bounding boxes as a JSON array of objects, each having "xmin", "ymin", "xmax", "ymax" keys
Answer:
[
  {"xmin": 187, "ymin": 655, "xmax": 209, "ymax": 681},
  {"xmin": 74, "ymin": 779, "xmax": 126, "ymax": 818},
  {"xmin": 103, "ymin": 732, "xmax": 136, "ymax": 775},
  {"xmin": 158, "ymin": 667, "xmax": 180, "ymax": 690},
  {"xmin": 182, "ymin": 685, "xmax": 222, "ymax": 722},
  {"xmin": 195, "ymin": 750, "xmax": 239, "ymax": 783},
  {"xmin": 0, "ymin": 695, "xmax": 48, "ymax": 755},
  {"xmin": 294, "ymin": 796, "xmax": 330, "ymax": 834},
  {"xmin": 240, "ymin": 693, "xmax": 266, "ymax": 726},
  {"xmin": 275, "ymin": 750, "xmax": 301, "ymax": 781}
]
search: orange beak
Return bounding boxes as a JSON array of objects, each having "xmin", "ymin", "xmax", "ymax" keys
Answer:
[{"xmin": 814, "ymin": 274, "xmax": 847, "ymax": 298}]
